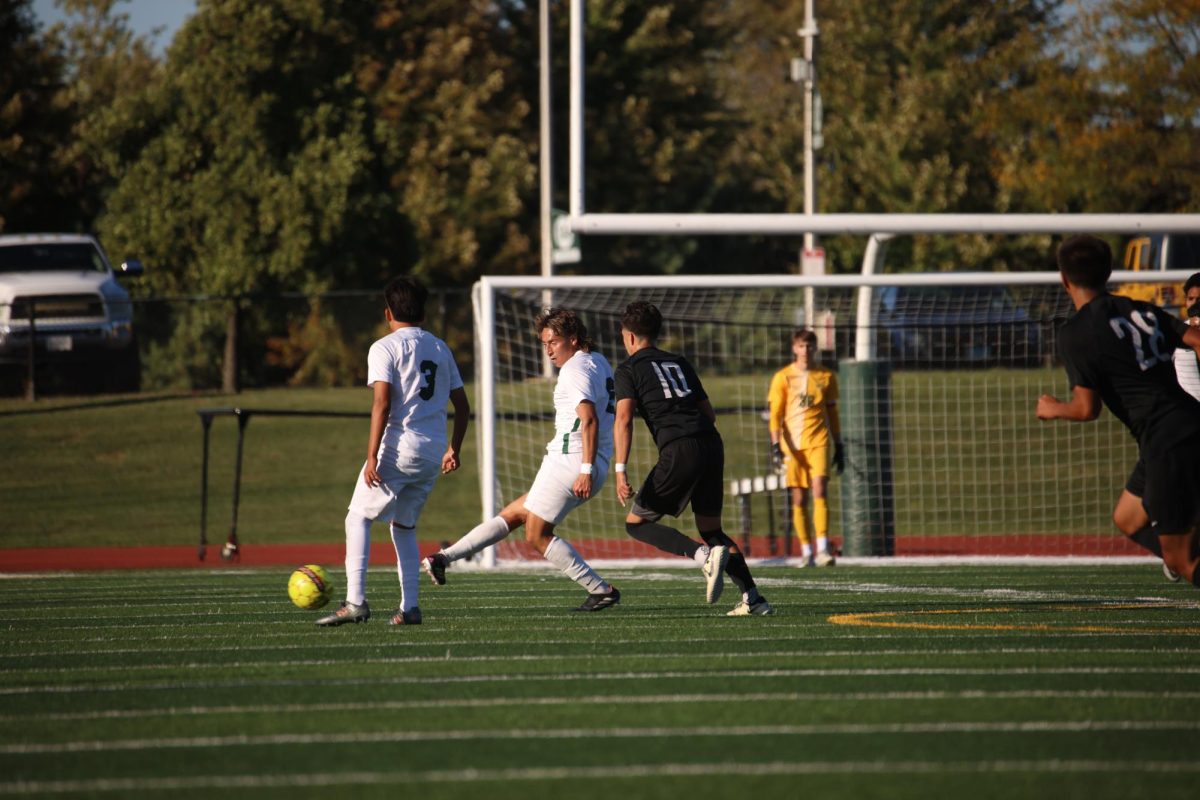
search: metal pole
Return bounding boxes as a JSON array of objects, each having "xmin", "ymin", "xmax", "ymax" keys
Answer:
[
  {"xmin": 199, "ymin": 413, "xmax": 212, "ymax": 561},
  {"xmin": 225, "ymin": 410, "xmax": 250, "ymax": 561},
  {"xmin": 540, "ymin": 0, "xmax": 555, "ymax": 377},
  {"xmin": 25, "ymin": 300, "xmax": 36, "ymax": 402},
  {"xmin": 569, "ymin": 0, "xmax": 584, "ymax": 219},
  {"xmin": 800, "ymin": 0, "xmax": 818, "ymax": 330},
  {"xmin": 478, "ymin": 279, "xmax": 498, "ymax": 567}
]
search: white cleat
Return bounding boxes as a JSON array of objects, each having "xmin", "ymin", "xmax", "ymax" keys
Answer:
[
  {"xmin": 702, "ymin": 545, "xmax": 729, "ymax": 604},
  {"xmin": 814, "ymin": 550, "xmax": 836, "ymax": 567},
  {"xmin": 727, "ymin": 596, "xmax": 774, "ymax": 616},
  {"xmin": 1163, "ymin": 561, "xmax": 1181, "ymax": 583}
]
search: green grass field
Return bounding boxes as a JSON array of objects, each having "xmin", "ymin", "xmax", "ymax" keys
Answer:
[
  {"xmin": 0, "ymin": 367, "xmax": 1134, "ymax": 550},
  {"xmin": 1, "ymin": 564, "xmax": 1197, "ymax": 799}
]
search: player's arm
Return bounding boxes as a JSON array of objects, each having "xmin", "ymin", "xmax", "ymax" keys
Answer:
[
  {"xmin": 364, "ymin": 380, "xmax": 391, "ymax": 487},
  {"xmin": 767, "ymin": 372, "xmax": 786, "ymax": 446},
  {"xmin": 1036, "ymin": 384, "xmax": 1101, "ymax": 422},
  {"xmin": 572, "ymin": 400, "xmax": 598, "ymax": 499},
  {"xmin": 614, "ymin": 397, "xmax": 636, "ymax": 506},
  {"xmin": 443, "ymin": 386, "xmax": 470, "ymax": 474},
  {"xmin": 698, "ymin": 398, "xmax": 717, "ymax": 424},
  {"xmin": 1184, "ymin": 325, "xmax": 1200, "ymax": 356}
]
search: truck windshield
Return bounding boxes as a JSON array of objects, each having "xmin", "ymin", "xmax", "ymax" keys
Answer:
[
  {"xmin": 1164, "ymin": 235, "xmax": 1200, "ymax": 270},
  {"xmin": 0, "ymin": 244, "xmax": 107, "ymax": 274}
]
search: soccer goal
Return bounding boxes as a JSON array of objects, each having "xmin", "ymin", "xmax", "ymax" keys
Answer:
[{"xmin": 473, "ymin": 269, "xmax": 1195, "ymax": 563}]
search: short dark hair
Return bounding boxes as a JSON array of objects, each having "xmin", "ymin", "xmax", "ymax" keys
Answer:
[
  {"xmin": 621, "ymin": 301, "xmax": 663, "ymax": 341},
  {"xmin": 1185, "ymin": 272, "xmax": 1200, "ymax": 294},
  {"xmin": 792, "ymin": 328, "xmax": 817, "ymax": 346},
  {"xmin": 1056, "ymin": 235, "xmax": 1112, "ymax": 291},
  {"xmin": 535, "ymin": 307, "xmax": 595, "ymax": 352},
  {"xmin": 384, "ymin": 276, "xmax": 427, "ymax": 323}
]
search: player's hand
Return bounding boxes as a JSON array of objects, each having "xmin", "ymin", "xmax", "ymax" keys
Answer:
[
  {"xmin": 616, "ymin": 474, "xmax": 634, "ymax": 506},
  {"xmin": 1035, "ymin": 394, "xmax": 1060, "ymax": 420},
  {"xmin": 771, "ymin": 442, "xmax": 784, "ymax": 470},
  {"xmin": 572, "ymin": 474, "xmax": 593, "ymax": 499},
  {"xmin": 364, "ymin": 456, "xmax": 382, "ymax": 488},
  {"xmin": 441, "ymin": 448, "xmax": 460, "ymax": 474},
  {"xmin": 832, "ymin": 442, "xmax": 845, "ymax": 476}
]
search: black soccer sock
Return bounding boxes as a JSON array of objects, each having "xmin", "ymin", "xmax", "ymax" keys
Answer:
[
  {"xmin": 625, "ymin": 521, "xmax": 702, "ymax": 559},
  {"xmin": 700, "ymin": 529, "xmax": 757, "ymax": 593},
  {"xmin": 1127, "ymin": 525, "xmax": 1163, "ymax": 558}
]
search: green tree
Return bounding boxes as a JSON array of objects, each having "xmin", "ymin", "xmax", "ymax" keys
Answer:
[
  {"xmin": 0, "ymin": 0, "xmax": 75, "ymax": 232},
  {"xmin": 716, "ymin": 0, "xmax": 1066, "ymax": 275},
  {"xmin": 991, "ymin": 0, "xmax": 1200, "ymax": 215}
]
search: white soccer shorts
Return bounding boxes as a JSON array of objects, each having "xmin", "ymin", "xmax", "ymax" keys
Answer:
[
  {"xmin": 522, "ymin": 452, "xmax": 609, "ymax": 526},
  {"xmin": 347, "ymin": 450, "xmax": 441, "ymax": 527}
]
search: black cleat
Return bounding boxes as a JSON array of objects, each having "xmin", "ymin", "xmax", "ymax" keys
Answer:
[
  {"xmin": 422, "ymin": 552, "xmax": 449, "ymax": 586},
  {"xmin": 574, "ymin": 585, "xmax": 620, "ymax": 612},
  {"xmin": 388, "ymin": 606, "xmax": 422, "ymax": 625}
]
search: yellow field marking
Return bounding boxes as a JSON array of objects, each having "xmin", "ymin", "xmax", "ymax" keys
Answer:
[{"xmin": 827, "ymin": 604, "xmax": 1199, "ymax": 635}]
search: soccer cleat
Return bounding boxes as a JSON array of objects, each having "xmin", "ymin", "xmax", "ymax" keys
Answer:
[
  {"xmin": 422, "ymin": 552, "xmax": 449, "ymax": 586},
  {"xmin": 702, "ymin": 545, "xmax": 729, "ymax": 604},
  {"xmin": 315, "ymin": 600, "xmax": 370, "ymax": 627},
  {"xmin": 726, "ymin": 595, "xmax": 774, "ymax": 616},
  {"xmin": 796, "ymin": 558, "xmax": 815, "ymax": 568},
  {"xmin": 388, "ymin": 606, "xmax": 422, "ymax": 625},
  {"xmin": 1163, "ymin": 561, "xmax": 1182, "ymax": 583},
  {"xmin": 814, "ymin": 549, "xmax": 836, "ymax": 567},
  {"xmin": 574, "ymin": 585, "xmax": 620, "ymax": 612}
]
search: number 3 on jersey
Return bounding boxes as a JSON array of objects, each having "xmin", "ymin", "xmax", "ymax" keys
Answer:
[
  {"xmin": 651, "ymin": 361, "xmax": 692, "ymax": 399},
  {"xmin": 418, "ymin": 360, "xmax": 438, "ymax": 400},
  {"xmin": 1109, "ymin": 311, "xmax": 1169, "ymax": 371}
]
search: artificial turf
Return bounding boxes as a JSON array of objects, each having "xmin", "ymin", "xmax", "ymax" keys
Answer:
[{"xmin": 1, "ymin": 563, "xmax": 1196, "ymax": 799}]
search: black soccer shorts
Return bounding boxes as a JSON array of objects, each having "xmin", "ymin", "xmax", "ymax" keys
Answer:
[{"xmin": 633, "ymin": 433, "xmax": 725, "ymax": 521}]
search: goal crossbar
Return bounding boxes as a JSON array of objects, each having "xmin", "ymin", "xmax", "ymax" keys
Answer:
[{"xmin": 568, "ymin": 214, "xmax": 1200, "ymax": 236}]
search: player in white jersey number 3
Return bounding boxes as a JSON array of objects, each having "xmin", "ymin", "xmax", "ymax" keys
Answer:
[
  {"xmin": 423, "ymin": 308, "xmax": 621, "ymax": 611},
  {"xmin": 317, "ymin": 277, "xmax": 470, "ymax": 627}
]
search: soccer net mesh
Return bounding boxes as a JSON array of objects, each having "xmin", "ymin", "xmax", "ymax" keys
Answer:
[{"xmin": 474, "ymin": 272, "xmax": 1189, "ymax": 561}]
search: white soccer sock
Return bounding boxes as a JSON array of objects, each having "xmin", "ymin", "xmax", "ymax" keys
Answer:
[
  {"xmin": 693, "ymin": 545, "xmax": 710, "ymax": 565},
  {"xmin": 816, "ymin": 536, "xmax": 828, "ymax": 554},
  {"xmin": 344, "ymin": 512, "xmax": 372, "ymax": 606},
  {"xmin": 442, "ymin": 515, "xmax": 511, "ymax": 562},
  {"xmin": 390, "ymin": 523, "xmax": 420, "ymax": 612},
  {"xmin": 543, "ymin": 536, "xmax": 609, "ymax": 594},
  {"xmin": 801, "ymin": 542, "xmax": 813, "ymax": 559}
]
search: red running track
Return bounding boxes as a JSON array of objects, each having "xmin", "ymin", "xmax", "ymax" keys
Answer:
[{"xmin": 0, "ymin": 533, "xmax": 1146, "ymax": 572}]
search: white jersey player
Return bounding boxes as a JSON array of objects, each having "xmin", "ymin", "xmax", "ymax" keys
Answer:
[
  {"xmin": 422, "ymin": 308, "xmax": 621, "ymax": 612},
  {"xmin": 317, "ymin": 277, "xmax": 469, "ymax": 628}
]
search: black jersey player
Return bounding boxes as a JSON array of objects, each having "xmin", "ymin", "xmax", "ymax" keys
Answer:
[
  {"xmin": 612, "ymin": 301, "xmax": 772, "ymax": 615},
  {"xmin": 1037, "ymin": 235, "xmax": 1200, "ymax": 587}
]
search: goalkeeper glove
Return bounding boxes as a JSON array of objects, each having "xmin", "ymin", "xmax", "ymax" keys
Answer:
[
  {"xmin": 771, "ymin": 442, "xmax": 784, "ymax": 470},
  {"xmin": 832, "ymin": 442, "xmax": 845, "ymax": 476}
]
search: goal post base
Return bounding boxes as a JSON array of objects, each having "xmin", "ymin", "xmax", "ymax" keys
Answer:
[{"xmin": 839, "ymin": 360, "xmax": 896, "ymax": 557}]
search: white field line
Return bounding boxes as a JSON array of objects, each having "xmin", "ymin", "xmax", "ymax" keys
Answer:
[
  {"xmin": 2, "ymin": 759, "xmax": 1199, "ymax": 794},
  {"xmin": 3, "ymin": 647, "xmax": 1199, "ymax": 677},
  {"xmin": 3, "ymin": 721, "xmax": 1199, "ymax": 755},
  {"xmin": 4, "ymin": 643, "xmax": 1198, "ymax": 662},
  {"xmin": 3, "ymin": 665, "xmax": 1199, "ymax": 696},
  {"xmin": 3, "ymin": 689, "xmax": 1197, "ymax": 723}
]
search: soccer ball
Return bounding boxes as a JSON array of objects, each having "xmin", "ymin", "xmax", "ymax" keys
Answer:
[{"xmin": 287, "ymin": 564, "xmax": 333, "ymax": 610}]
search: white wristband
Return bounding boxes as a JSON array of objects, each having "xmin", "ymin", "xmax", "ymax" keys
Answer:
[
  {"xmin": 614, "ymin": 463, "xmax": 626, "ymax": 473},
  {"xmin": 579, "ymin": 463, "xmax": 593, "ymax": 475}
]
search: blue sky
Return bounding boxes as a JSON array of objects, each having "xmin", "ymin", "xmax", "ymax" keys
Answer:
[{"xmin": 32, "ymin": 0, "xmax": 196, "ymax": 50}]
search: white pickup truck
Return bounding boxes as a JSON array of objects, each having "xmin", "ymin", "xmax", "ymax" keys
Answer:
[{"xmin": 0, "ymin": 234, "xmax": 144, "ymax": 393}]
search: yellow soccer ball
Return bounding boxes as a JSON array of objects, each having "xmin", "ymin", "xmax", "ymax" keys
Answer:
[{"xmin": 287, "ymin": 564, "xmax": 333, "ymax": 610}]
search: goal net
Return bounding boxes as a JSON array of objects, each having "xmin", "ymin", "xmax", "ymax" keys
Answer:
[{"xmin": 473, "ymin": 271, "xmax": 1192, "ymax": 562}]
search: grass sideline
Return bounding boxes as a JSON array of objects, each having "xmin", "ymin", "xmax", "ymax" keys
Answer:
[{"xmin": 0, "ymin": 564, "xmax": 1197, "ymax": 799}]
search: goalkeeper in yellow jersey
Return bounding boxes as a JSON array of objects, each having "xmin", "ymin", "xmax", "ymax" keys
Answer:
[{"xmin": 767, "ymin": 329, "xmax": 844, "ymax": 567}]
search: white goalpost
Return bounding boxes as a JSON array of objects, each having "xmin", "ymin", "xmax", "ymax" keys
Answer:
[{"xmin": 474, "ymin": 267, "xmax": 1198, "ymax": 564}]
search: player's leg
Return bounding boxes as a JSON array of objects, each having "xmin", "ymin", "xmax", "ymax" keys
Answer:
[
  {"xmin": 689, "ymin": 435, "xmax": 772, "ymax": 616},
  {"xmin": 424, "ymin": 495, "xmax": 527, "ymax": 585},
  {"xmin": 1141, "ymin": 437, "xmax": 1200, "ymax": 587},
  {"xmin": 318, "ymin": 462, "xmax": 390, "ymax": 626},
  {"xmin": 521, "ymin": 454, "xmax": 618, "ymax": 610},
  {"xmin": 811, "ymin": 461, "xmax": 835, "ymax": 566},
  {"xmin": 622, "ymin": 440, "xmax": 723, "ymax": 601},
  {"xmin": 387, "ymin": 462, "xmax": 438, "ymax": 625},
  {"xmin": 787, "ymin": 447, "xmax": 813, "ymax": 562}
]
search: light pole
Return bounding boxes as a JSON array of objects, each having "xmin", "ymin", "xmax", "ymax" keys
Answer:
[{"xmin": 792, "ymin": 0, "xmax": 822, "ymax": 329}]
